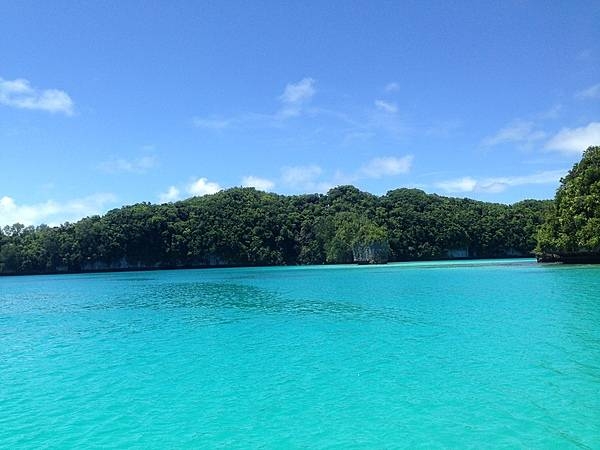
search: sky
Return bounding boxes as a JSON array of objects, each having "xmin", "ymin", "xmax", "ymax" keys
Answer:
[{"xmin": 1, "ymin": 0, "xmax": 599, "ymax": 226}]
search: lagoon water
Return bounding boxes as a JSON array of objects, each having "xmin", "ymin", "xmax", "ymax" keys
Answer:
[{"xmin": 1, "ymin": 259, "xmax": 600, "ymax": 448}]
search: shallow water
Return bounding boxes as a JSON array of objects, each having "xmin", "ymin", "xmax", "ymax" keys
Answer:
[{"xmin": 1, "ymin": 260, "xmax": 599, "ymax": 448}]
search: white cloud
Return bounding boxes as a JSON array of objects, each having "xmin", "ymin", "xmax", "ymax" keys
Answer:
[
  {"xmin": 158, "ymin": 177, "xmax": 222, "ymax": 202},
  {"xmin": 374, "ymin": 99, "xmax": 398, "ymax": 114},
  {"xmin": 482, "ymin": 120, "xmax": 546, "ymax": 147},
  {"xmin": 187, "ymin": 177, "xmax": 221, "ymax": 196},
  {"xmin": 0, "ymin": 77, "xmax": 74, "ymax": 115},
  {"xmin": 192, "ymin": 78, "xmax": 317, "ymax": 126},
  {"xmin": 98, "ymin": 156, "xmax": 158, "ymax": 174},
  {"xmin": 241, "ymin": 176, "xmax": 275, "ymax": 191},
  {"xmin": 385, "ymin": 82, "xmax": 400, "ymax": 92},
  {"xmin": 278, "ymin": 156, "xmax": 412, "ymax": 193},
  {"xmin": 360, "ymin": 155, "xmax": 413, "ymax": 178},
  {"xmin": 278, "ymin": 78, "xmax": 316, "ymax": 117},
  {"xmin": 365, "ymin": 105, "xmax": 407, "ymax": 139},
  {"xmin": 545, "ymin": 122, "xmax": 600, "ymax": 154},
  {"xmin": 281, "ymin": 165, "xmax": 322, "ymax": 186},
  {"xmin": 192, "ymin": 117, "xmax": 231, "ymax": 129},
  {"xmin": 435, "ymin": 177, "xmax": 478, "ymax": 193},
  {"xmin": 434, "ymin": 170, "xmax": 566, "ymax": 194},
  {"xmin": 280, "ymin": 165, "xmax": 333, "ymax": 192},
  {"xmin": 158, "ymin": 186, "xmax": 181, "ymax": 203},
  {"xmin": 575, "ymin": 83, "xmax": 600, "ymax": 100},
  {"xmin": 279, "ymin": 78, "xmax": 315, "ymax": 104},
  {"xmin": 0, "ymin": 193, "xmax": 116, "ymax": 227}
]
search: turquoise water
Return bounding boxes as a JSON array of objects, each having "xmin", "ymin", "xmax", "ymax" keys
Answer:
[{"xmin": 1, "ymin": 260, "xmax": 600, "ymax": 448}]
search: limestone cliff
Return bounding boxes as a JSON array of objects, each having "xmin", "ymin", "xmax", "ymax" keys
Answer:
[{"xmin": 352, "ymin": 242, "xmax": 389, "ymax": 264}]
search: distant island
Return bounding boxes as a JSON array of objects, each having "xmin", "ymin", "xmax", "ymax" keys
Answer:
[{"xmin": 1, "ymin": 146, "xmax": 598, "ymax": 275}]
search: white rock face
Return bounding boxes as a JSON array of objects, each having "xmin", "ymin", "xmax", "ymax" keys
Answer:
[{"xmin": 352, "ymin": 242, "xmax": 389, "ymax": 264}]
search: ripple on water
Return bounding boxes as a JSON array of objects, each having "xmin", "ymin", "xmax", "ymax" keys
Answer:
[{"xmin": 1, "ymin": 262, "xmax": 600, "ymax": 448}]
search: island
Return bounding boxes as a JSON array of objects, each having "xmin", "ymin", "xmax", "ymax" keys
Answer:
[{"xmin": 1, "ymin": 182, "xmax": 555, "ymax": 275}]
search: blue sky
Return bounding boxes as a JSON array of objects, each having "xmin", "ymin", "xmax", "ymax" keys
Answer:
[{"xmin": 1, "ymin": 0, "xmax": 599, "ymax": 226}]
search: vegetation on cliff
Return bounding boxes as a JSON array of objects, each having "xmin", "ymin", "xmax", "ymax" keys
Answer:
[
  {"xmin": 536, "ymin": 146, "xmax": 600, "ymax": 261},
  {"xmin": 0, "ymin": 186, "xmax": 552, "ymax": 274}
]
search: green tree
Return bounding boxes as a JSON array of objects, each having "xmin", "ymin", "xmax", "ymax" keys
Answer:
[
  {"xmin": 536, "ymin": 146, "xmax": 600, "ymax": 255},
  {"xmin": 0, "ymin": 184, "xmax": 555, "ymax": 275}
]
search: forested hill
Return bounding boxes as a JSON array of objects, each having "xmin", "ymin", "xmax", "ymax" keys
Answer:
[
  {"xmin": 0, "ymin": 186, "xmax": 552, "ymax": 275},
  {"xmin": 535, "ymin": 146, "xmax": 600, "ymax": 262}
]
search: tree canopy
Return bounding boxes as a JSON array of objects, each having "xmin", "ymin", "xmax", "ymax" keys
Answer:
[
  {"xmin": 536, "ymin": 146, "xmax": 600, "ymax": 258},
  {"xmin": 0, "ymin": 186, "xmax": 552, "ymax": 275}
]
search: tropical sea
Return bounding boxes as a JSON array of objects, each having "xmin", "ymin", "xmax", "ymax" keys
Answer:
[{"xmin": 1, "ymin": 259, "xmax": 599, "ymax": 448}]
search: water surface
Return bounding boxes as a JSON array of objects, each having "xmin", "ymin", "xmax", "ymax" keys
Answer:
[{"xmin": 1, "ymin": 260, "xmax": 599, "ymax": 448}]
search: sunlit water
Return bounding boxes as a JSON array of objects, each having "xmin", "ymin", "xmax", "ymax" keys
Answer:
[{"xmin": 1, "ymin": 260, "xmax": 599, "ymax": 448}]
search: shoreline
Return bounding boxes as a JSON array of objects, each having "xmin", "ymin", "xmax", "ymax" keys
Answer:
[
  {"xmin": 536, "ymin": 252, "xmax": 600, "ymax": 264},
  {"xmin": 0, "ymin": 255, "xmax": 538, "ymax": 278}
]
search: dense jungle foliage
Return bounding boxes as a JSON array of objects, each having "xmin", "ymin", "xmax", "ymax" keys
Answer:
[
  {"xmin": 536, "ymin": 146, "xmax": 600, "ymax": 258},
  {"xmin": 0, "ymin": 186, "xmax": 553, "ymax": 274}
]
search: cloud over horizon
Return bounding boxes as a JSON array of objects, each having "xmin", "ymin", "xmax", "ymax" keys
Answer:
[
  {"xmin": 188, "ymin": 177, "xmax": 222, "ymax": 196},
  {"xmin": 241, "ymin": 176, "xmax": 275, "ymax": 191},
  {"xmin": 545, "ymin": 122, "xmax": 600, "ymax": 154},
  {"xmin": 280, "ymin": 164, "xmax": 330, "ymax": 192},
  {"xmin": 360, "ymin": 155, "xmax": 413, "ymax": 178},
  {"xmin": 158, "ymin": 186, "xmax": 181, "ymax": 203},
  {"xmin": 159, "ymin": 177, "xmax": 222, "ymax": 203},
  {"xmin": 0, "ymin": 193, "xmax": 116, "ymax": 227},
  {"xmin": 434, "ymin": 169, "xmax": 566, "ymax": 194}
]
